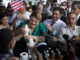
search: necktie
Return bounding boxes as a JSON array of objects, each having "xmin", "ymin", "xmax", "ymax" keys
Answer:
[
  {"xmin": 50, "ymin": 21, "xmax": 55, "ymax": 26},
  {"xmin": 67, "ymin": 9, "xmax": 69, "ymax": 13}
]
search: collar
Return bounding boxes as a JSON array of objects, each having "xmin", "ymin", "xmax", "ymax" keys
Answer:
[
  {"xmin": 67, "ymin": 25, "xmax": 77, "ymax": 31},
  {"xmin": 77, "ymin": 13, "xmax": 80, "ymax": 20},
  {"xmin": 67, "ymin": 7, "xmax": 71, "ymax": 11},
  {"xmin": 54, "ymin": 19, "xmax": 61, "ymax": 23}
]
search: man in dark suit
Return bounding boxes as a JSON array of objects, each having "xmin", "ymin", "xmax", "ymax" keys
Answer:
[
  {"xmin": 72, "ymin": 1, "xmax": 80, "ymax": 26},
  {"xmin": 76, "ymin": 17, "xmax": 80, "ymax": 26}
]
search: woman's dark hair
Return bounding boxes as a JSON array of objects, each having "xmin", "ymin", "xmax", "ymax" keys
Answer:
[
  {"xmin": 0, "ymin": 13, "xmax": 8, "ymax": 24},
  {"xmin": 0, "ymin": 6, "xmax": 6, "ymax": 14},
  {"xmin": 30, "ymin": 10, "xmax": 42, "ymax": 21},
  {"xmin": 67, "ymin": 12, "xmax": 76, "ymax": 18},
  {"xmin": 53, "ymin": 7, "xmax": 63, "ymax": 14},
  {"xmin": 72, "ymin": 1, "xmax": 80, "ymax": 9},
  {"xmin": 0, "ymin": 13, "xmax": 8, "ymax": 20}
]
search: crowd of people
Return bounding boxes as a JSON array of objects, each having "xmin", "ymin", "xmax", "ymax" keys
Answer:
[{"xmin": 0, "ymin": 0, "xmax": 80, "ymax": 60}]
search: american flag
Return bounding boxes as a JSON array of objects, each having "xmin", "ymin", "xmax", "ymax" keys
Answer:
[{"xmin": 10, "ymin": 0, "xmax": 23, "ymax": 11}]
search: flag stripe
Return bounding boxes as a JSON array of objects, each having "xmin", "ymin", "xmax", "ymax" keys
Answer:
[
  {"xmin": 12, "ymin": 4, "xmax": 23, "ymax": 11},
  {"xmin": 11, "ymin": 1, "xmax": 23, "ymax": 6},
  {"xmin": 10, "ymin": 0, "xmax": 23, "ymax": 11},
  {"xmin": 11, "ymin": 1, "xmax": 23, "ymax": 8},
  {"xmin": 15, "ymin": 5, "xmax": 23, "ymax": 11},
  {"xmin": 11, "ymin": 1, "xmax": 18, "ymax": 5},
  {"xmin": 14, "ymin": 4, "xmax": 23, "ymax": 11}
]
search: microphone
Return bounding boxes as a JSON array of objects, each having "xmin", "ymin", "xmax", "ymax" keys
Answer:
[
  {"xmin": 43, "ymin": 32, "xmax": 55, "ymax": 39},
  {"xmin": 43, "ymin": 32, "xmax": 57, "ymax": 47},
  {"xmin": 63, "ymin": 34, "xmax": 72, "ymax": 42},
  {"xmin": 63, "ymin": 34, "xmax": 72, "ymax": 47},
  {"xmin": 63, "ymin": 34, "xmax": 69, "ymax": 40}
]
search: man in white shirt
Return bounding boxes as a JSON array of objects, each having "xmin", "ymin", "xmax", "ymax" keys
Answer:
[
  {"xmin": 72, "ymin": 1, "xmax": 80, "ymax": 26},
  {"xmin": 43, "ymin": 7, "xmax": 66, "ymax": 48},
  {"xmin": 44, "ymin": 7, "xmax": 66, "ymax": 36}
]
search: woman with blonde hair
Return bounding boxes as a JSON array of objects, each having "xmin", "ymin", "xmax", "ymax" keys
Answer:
[{"xmin": 13, "ymin": 11, "xmax": 47, "ymax": 60}]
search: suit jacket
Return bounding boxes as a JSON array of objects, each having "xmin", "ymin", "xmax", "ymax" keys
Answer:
[{"xmin": 76, "ymin": 17, "xmax": 80, "ymax": 26}]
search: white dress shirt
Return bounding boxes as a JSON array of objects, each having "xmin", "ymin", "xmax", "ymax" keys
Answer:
[
  {"xmin": 57, "ymin": 25, "xmax": 80, "ymax": 51},
  {"xmin": 44, "ymin": 19, "xmax": 66, "ymax": 36},
  {"xmin": 66, "ymin": 7, "xmax": 71, "ymax": 13},
  {"xmin": 58, "ymin": 25, "xmax": 80, "ymax": 44}
]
